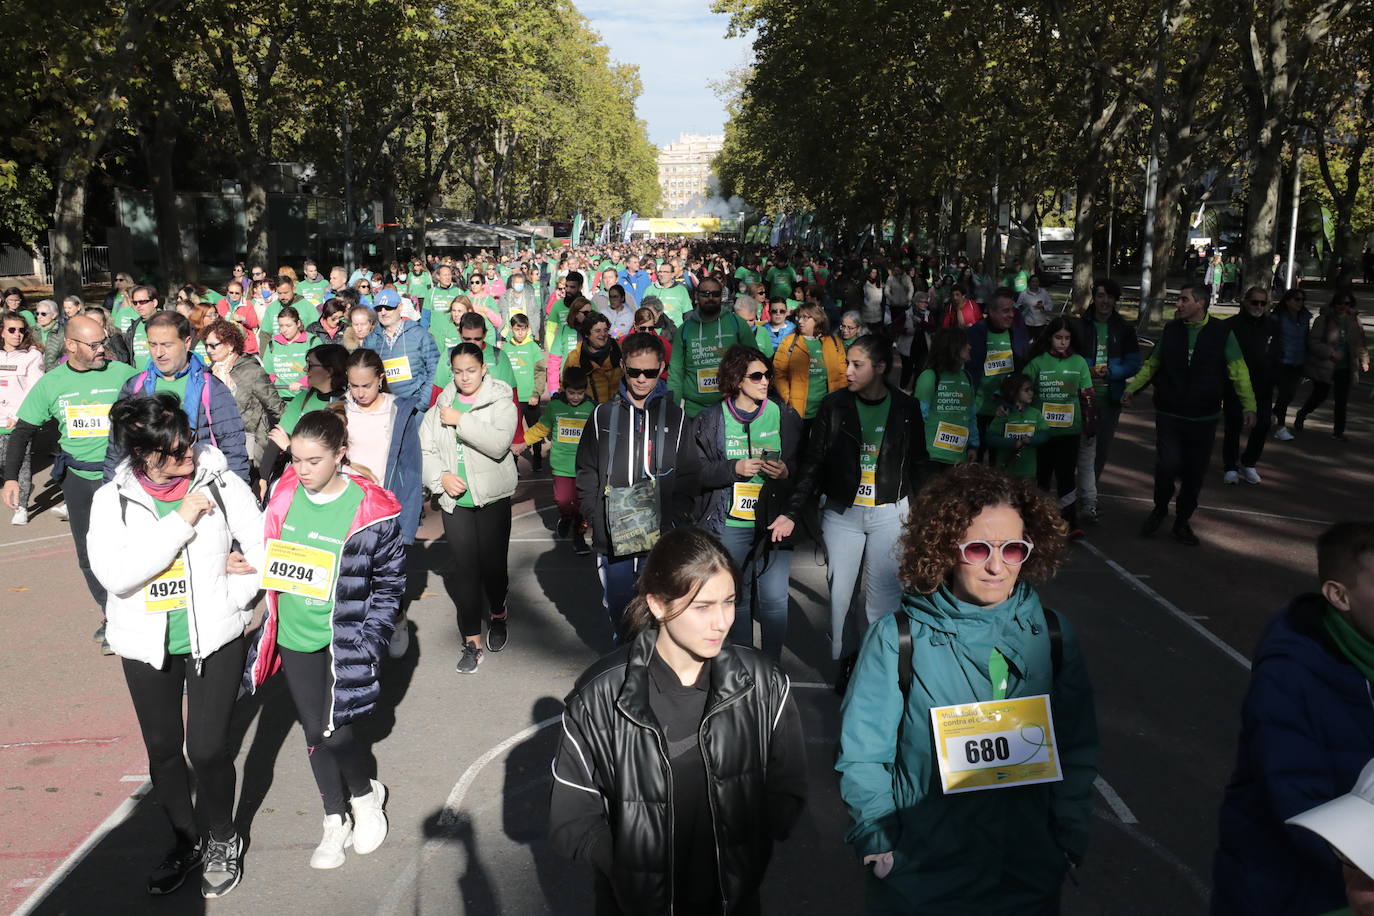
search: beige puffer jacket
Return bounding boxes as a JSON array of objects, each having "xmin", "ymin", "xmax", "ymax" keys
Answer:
[{"xmin": 420, "ymin": 374, "xmax": 518, "ymax": 510}]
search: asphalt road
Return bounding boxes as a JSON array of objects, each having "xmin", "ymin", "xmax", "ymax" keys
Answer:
[{"xmin": 2, "ymin": 373, "xmax": 1369, "ymax": 916}]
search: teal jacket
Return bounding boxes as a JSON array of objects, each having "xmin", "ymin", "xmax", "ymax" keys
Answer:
[{"xmin": 836, "ymin": 584, "xmax": 1098, "ymax": 914}]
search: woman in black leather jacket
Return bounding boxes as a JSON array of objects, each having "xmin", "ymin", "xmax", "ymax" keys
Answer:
[{"xmin": 548, "ymin": 527, "xmax": 808, "ymax": 915}]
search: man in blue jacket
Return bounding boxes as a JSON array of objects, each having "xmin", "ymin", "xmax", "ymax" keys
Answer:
[
  {"xmin": 1212, "ymin": 521, "xmax": 1374, "ymax": 915},
  {"xmin": 364, "ymin": 288, "xmax": 439, "ymax": 407},
  {"xmin": 105, "ymin": 311, "xmax": 249, "ymax": 482},
  {"xmin": 1073, "ymin": 278, "xmax": 1142, "ymax": 522}
]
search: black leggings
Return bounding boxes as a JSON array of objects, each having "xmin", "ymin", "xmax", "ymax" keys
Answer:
[
  {"xmin": 442, "ymin": 497, "xmax": 512, "ymax": 640},
  {"xmin": 1298, "ymin": 372, "xmax": 1353, "ymax": 435},
  {"xmin": 1271, "ymin": 364, "xmax": 1303, "ymax": 427},
  {"xmin": 1036, "ymin": 435, "xmax": 1081, "ymax": 523},
  {"xmin": 279, "ymin": 645, "xmax": 372, "ymax": 816},
  {"xmin": 122, "ymin": 635, "xmax": 246, "ymax": 843}
]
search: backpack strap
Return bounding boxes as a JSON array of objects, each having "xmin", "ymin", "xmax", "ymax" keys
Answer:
[
  {"xmin": 1045, "ymin": 607, "xmax": 1063, "ymax": 679},
  {"xmin": 895, "ymin": 612, "xmax": 913, "ymax": 699}
]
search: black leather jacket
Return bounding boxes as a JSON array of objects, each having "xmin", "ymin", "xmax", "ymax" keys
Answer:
[
  {"xmin": 548, "ymin": 628, "xmax": 807, "ymax": 914},
  {"xmin": 786, "ymin": 386, "xmax": 927, "ymax": 518}
]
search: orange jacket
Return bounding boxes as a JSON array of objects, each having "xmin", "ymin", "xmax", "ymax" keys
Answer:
[{"xmin": 772, "ymin": 332, "xmax": 846, "ymax": 417}]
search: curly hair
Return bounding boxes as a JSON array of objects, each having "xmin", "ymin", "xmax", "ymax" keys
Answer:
[
  {"xmin": 202, "ymin": 318, "xmax": 246, "ymax": 355},
  {"xmin": 900, "ymin": 463, "xmax": 1067, "ymax": 594}
]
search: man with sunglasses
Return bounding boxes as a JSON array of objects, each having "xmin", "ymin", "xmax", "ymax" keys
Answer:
[
  {"xmin": 647, "ymin": 260, "xmax": 691, "ymax": 326},
  {"xmin": 106, "ymin": 311, "xmax": 250, "ymax": 484},
  {"xmin": 121, "ymin": 285, "xmax": 164, "ymax": 367},
  {"xmin": 667, "ymin": 276, "xmax": 755, "ymax": 419},
  {"xmin": 575, "ymin": 331, "xmax": 701, "ymax": 641},
  {"xmin": 3, "ymin": 316, "xmax": 138, "ymax": 651},
  {"xmin": 362, "ymin": 289, "xmax": 438, "ymax": 407},
  {"xmin": 1221, "ymin": 287, "xmax": 1279, "ymax": 485}
]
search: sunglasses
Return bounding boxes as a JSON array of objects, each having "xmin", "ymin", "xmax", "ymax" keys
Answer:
[
  {"xmin": 132, "ymin": 298, "xmax": 154, "ymax": 305},
  {"xmin": 623, "ymin": 366, "xmax": 662, "ymax": 379},
  {"xmin": 635, "ymin": 324, "xmax": 656, "ymax": 331},
  {"xmin": 698, "ymin": 290, "xmax": 723, "ymax": 298},
  {"xmin": 159, "ymin": 441, "xmax": 192, "ymax": 462},
  {"xmin": 205, "ymin": 339, "xmax": 222, "ymax": 348},
  {"xmin": 374, "ymin": 303, "xmax": 398, "ymax": 311},
  {"xmin": 956, "ymin": 539, "xmax": 1033, "ymax": 566},
  {"xmin": 3, "ymin": 326, "xmax": 24, "ymax": 334},
  {"xmin": 744, "ymin": 370, "xmax": 773, "ymax": 382}
]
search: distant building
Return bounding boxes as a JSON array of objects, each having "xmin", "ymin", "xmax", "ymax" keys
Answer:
[{"xmin": 657, "ymin": 133, "xmax": 724, "ymax": 216}]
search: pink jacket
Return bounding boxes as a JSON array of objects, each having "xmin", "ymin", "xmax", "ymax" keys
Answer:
[{"xmin": 0, "ymin": 347, "xmax": 44, "ymax": 427}]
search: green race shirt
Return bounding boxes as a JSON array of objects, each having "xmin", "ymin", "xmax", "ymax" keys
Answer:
[
  {"xmin": 673, "ymin": 313, "xmax": 751, "ymax": 417},
  {"xmin": 154, "ymin": 372, "xmax": 190, "ymax": 404},
  {"xmin": 1026, "ymin": 352, "xmax": 1094, "ymax": 436},
  {"xmin": 451, "ymin": 398, "xmax": 477, "ymax": 508},
  {"xmin": 753, "ymin": 324, "xmax": 776, "ymax": 357},
  {"xmin": 428, "ymin": 284, "xmax": 463, "ymax": 319},
  {"xmin": 17, "ymin": 361, "xmax": 137, "ymax": 479},
  {"xmin": 989, "ymin": 406, "xmax": 1047, "ymax": 478},
  {"xmin": 531, "ymin": 396, "xmax": 594, "ymax": 478},
  {"xmin": 130, "ymin": 321, "xmax": 151, "ymax": 366},
  {"xmin": 721, "ymin": 399, "xmax": 782, "ymax": 528},
  {"xmin": 765, "ymin": 265, "xmax": 798, "ymax": 299},
  {"xmin": 149, "ymin": 496, "xmax": 191, "ymax": 654},
  {"xmin": 977, "ymin": 328, "xmax": 1015, "ymax": 416},
  {"xmin": 854, "ymin": 394, "xmax": 889, "ymax": 505},
  {"xmin": 1090, "ymin": 321, "xmax": 1110, "ymax": 396},
  {"xmin": 804, "ymin": 338, "xmax": 829, "ymax": 420},
  {"xmin": 268, "ymin": 336, "xmax": 312, "ymax": 398},
  {"xmin": 429, "ymin": 311, "xmax": 464, "ymax": 389},
  {"xmin": 503, "ymin": 337, "xmax": 541, "ymax": 401},
  {"xmin": 915, "ymin": 369, "xmax": 975, "ymax": 464},
  {"xmin": 275, "ymin": 479, "xmax": 364, "ymax": 652},
  {"xmin": 648, "ymin": 283, "xmax": 692, "ymax": 326},
  {"xmin": 277, "ymin": 387, "xmax": 333, "ymax": 435},
  {"xmin": 401, "ymin": 272, "xmax": 432, "ymax": 304},
  {"xmin": 296, "ymin": 278, "xmax": 330, "ymax": 307}
]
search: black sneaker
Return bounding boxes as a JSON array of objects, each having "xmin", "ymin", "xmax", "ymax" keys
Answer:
[
  {"xmin": 1293, "ymin": 413, "xmax": 1306, "ymax": 433},
  {"xmin": 148, "ymin": 838, "xmax": 203, "ymax": 895},
  {"xmin": 485, "ymin": 615, "xmax": 508, "ymax": 652},
  {"xmin": 556, "ymin": 517, "xmax": 572, "ymax": 538},
  {"xmin": 531, "ymin": 446, "xmax": 544, "ymax": 471},
  {"xmin": 1333, "ymin": 432, "xmax": 1349, "ymax": 442},
  {"xmin": 1172, "ymin": 519, "xmax": 1200, "ymax": 546},
  {"xmin": 572, "ymin": 529, "xmax": 590, "ymax": 556},
  {"xmin": 1140, "ymin": 508, "xmax": 1167, "ymax": 537},
  {"xmin": 201, "ymin": 833, "xmax": 243, "ymax": 898},
  {"xmin": 456, "ymin": 642, "xmax": 483, "ymax": 674}
]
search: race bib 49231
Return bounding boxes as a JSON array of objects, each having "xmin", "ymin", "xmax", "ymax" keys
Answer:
[{"xmin": 144, "ymin": 554, "xmax": 189, "ymax": 614}]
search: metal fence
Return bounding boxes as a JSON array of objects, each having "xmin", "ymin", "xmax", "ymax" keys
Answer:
[
  {"xmin": 0, "ymin": 244, "xmax": 38, "ymax": 277},
  {"xmin": 36, "ymin": 246, "xmax": 111, "ymax": 285}
]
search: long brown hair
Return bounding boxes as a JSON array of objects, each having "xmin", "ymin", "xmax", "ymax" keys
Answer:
[
  {"xmin": 0, "ymin": 310, "xmax": 37, "ymax": 351},
  {"xmin": 623, "ymin": 528, "xmax": 740, "ymax": 636}
]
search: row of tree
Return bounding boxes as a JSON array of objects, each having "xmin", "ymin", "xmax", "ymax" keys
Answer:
[
  {"xmin": 711, "ymin": 0, "xmax": 1374, "ymax": 318},
  {"xmin": 1, "ymin": 0, "xmax": 662, "ymax": 299}
]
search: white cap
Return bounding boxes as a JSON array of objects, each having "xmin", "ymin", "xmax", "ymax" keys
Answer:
[{"xmin": 1286, "ymin": 757, "xmax": 1374, "ymax": 876}]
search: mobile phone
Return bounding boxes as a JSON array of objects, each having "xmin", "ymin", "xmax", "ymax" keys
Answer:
[{"xmin": 759, "ymin": 448, "xmax": 781, "ymax": 462}]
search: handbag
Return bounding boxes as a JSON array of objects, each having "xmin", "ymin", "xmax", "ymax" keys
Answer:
[{"xmin": 603, "ymin": 398, "xmax": 668, "ymax": 558}]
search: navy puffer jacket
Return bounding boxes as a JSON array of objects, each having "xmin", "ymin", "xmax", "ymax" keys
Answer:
[
  {"xmin": 243, "ymin": 468, "xmax": 406, "ymax": 734},
  {"xmin": 1211, "ymin": 594, "xmax": 1374, "ymax": 916}
]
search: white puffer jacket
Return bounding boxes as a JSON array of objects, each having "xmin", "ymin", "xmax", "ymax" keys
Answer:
[{"xmin": 88, "ymin": 445, "xmax": 266, "ymax": 669}]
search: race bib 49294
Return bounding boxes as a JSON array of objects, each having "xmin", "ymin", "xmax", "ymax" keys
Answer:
[{"xmin": 261, "ymin": 539, "xmax": 337, "ymax": 601}]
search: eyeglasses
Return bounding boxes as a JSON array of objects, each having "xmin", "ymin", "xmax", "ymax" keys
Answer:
[
  {"xmin": 70, "ymin": 337, "xmax": 107, "ymax": 350},
  {"xmin": 205, "ymin": 339, "xmax": 223, "ymax": 349},
  {"xmin": 623, "ymin": 366, "xmax": 662, "ymax": 379},
  {"xmin": 744, "ymin": 370, "xmax": 772, "ymax": 382},
  {"xmin": 956, "ymin": 539, "xmax": 1034, "ymax": 566},
  {"xmin": 306, "ymin": 361, "xmax": 324, "ymax": 370}
]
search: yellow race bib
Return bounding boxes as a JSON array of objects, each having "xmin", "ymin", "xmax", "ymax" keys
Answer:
[
  {"xmin": 144, "ymin": 554, "xmax": 189, "ymax": 614},
  {"xmin": 261, "ymin": 539, "xmax": 337, "ymax": 601},
  {"xmin": 930, "ymin": 694, "xmax": 1063, "ymax": 794},
  {"xmin": 555, "ymin": 416, "xmax": 586, "ymax": 444},
  {"xmin": 984, "ymin": 350, "xmax": 1013, "ymax": 376},
  {"xmin": 382, "ymin": 356, "xmax": 413, "ymax": 384},
  {"xmin": 730, "ymin": 481, "xmax": 763, "ymax": 520},
  {"xmin": 932, "ymin": 421, "xmax": 969, "ymax": 453},
  {"xmin": 1042, "ymin": 403, "xmax": 1074, "ymax": 428},
  {"xmin": 1005, "ymin": 422, "xmax": 1036, "ymax": 438},
  {"xmin": 65, "ymin": 403, "xmax": 112, "ymax": 439},
  {"xmin": 695, "ymin": 367, "xmax": 718, "ymax": 395},
  {"xmin": 853, "ymin": 469, "xmax": 877, "ymax": 507}
]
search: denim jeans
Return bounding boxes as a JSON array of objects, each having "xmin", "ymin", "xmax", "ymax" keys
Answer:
[
  {"xmin": 598, "ymin": 553, "xmax": 645, "ymax": 643},
  {"xmin": 821, "ymin": 498, "xmax": 907, "ymax": 660},
  {"xmin": 721, "ymin": 524, "xmax": 793, "ymax": 663}
]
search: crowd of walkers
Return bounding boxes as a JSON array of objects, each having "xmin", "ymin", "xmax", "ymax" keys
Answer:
[{"xmin": 0, "ymin": 239, "xmax": 1371, "ymax": 913}]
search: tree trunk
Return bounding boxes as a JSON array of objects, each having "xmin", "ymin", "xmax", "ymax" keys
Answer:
[
  {"xmin": 50, "ymin": 166, "xmax": 87, "ymax": 303},
  {"xmin": 1071, "ymin": 170, "xmax": 1098, "ymax": 312},
  {"xmin": 240, "ymin": 163, "xmax": 270, "ymax": 267},
  {"xmin": 1243, "ymin": 130, "xmax": 1285, "ymax": 290},
  {"xmin": 143, "ymin": 89, "xmax": 183, "ymax": 288}
]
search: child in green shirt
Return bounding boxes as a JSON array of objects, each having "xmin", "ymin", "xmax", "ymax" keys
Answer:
[
  {"xmin": 517, "ymin": 365, "xmax": 594, "ymax": 555},
  {"xmin": 985, "ymin": 373, "xmax": 1050, "ymax": 478}
]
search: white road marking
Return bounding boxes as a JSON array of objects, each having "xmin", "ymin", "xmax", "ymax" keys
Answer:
[
  {"xmin": 1092, "ymin": 808, "xmax": 1209, "ymax": 901},
  {"xmin": 1099, "ymin": 493, "xmax": 1330, "ymax": 527},
  {"xmin": 1094, "ymin": 776, "xmax": 1138, "ymax": 824},
  {"xmin": 1079, "ymin": 540, "xmax": 1252, "ymax": 671},
  {"xmin": 11, "ymin": 780, "xmax": 150, "ymax": 916},
  {"xmin": 0, "ymin": 533, "xmax": 70, "ymax": 550}
]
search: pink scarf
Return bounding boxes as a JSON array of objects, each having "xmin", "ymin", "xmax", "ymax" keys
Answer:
[{"xmin": 136, "ymin": 472, "xmax": 192, "ymax": 502}]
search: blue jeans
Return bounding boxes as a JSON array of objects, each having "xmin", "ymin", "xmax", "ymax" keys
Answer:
[
  {"xmin": 822, "ymin": 498, "xmax": 907, "ymax": 660},
  {"xmin": 598, "ymin": 553, "xmax": 645, "ymax": 643},
  {"xmin": 721, "ymin": 524, "xmax": 793, "ymax": 663}
]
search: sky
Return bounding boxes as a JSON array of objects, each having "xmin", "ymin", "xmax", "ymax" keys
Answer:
[{"xmin": 580, "ymin": 0, "xmax": 754, "ymax": 148}]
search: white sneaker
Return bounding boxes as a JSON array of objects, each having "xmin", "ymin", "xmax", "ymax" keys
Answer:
[
  {"xmin": 350, "ymin": 779, "xmax": 389, "ymax": 854},
  {"xmin": 387, "ymin": 619, "xmax": 409, "ymax": 659},
  {"xmin": 52, "ymin": 503, "xmax": 69, "ymax": 520},
  {"xmin": 1241, "ymin": 466, "xmax": 1262, "ymax": 485},
  {"xmin": 1223, "ymin": 470, "xmax": 1239, "ymax": 485},
  {"xmin": 11, "ymin": 508, "xmax": 28, "ymax": 526},
  {"xmin": 1273, "ymin": 426, "xmax": 1295, "ymax": 441},
  {"xmin": 310, "ymin": 814, "xmax": 353, "ymax": 869}
]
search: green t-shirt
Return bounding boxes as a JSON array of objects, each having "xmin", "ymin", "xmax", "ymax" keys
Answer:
[
  {"xmin": 268, "ymin": 336, "xmax": 311, "ymax": 398},
  {"xmin": 154, "ymin": 372, "xmax": 190, "ymax": 404},
  {"xmin": 854, "ymin": 394, "xmax": 889, "ymax": 505},
  {"xmin": 733, "ymin": 267, "xmax": 762, "ymax": 288},
  {"xmin": 765, "ymin": 265, "xmax": 798, "ymax": 299},
  {"xmin": 672, "ymin": 313, "xmax": 753, "ymax": 417},
  {"xmin": 647, "ymin": 283, "xmax": 692, "ymax": 326},
  {"xmin": 275, "ymin": 479, "xmax": 364, "ymax": 652},
  {"xmin": 1026, "ymin": 352, "xmax": 1094, "ymax": 436},
  {"xmin": 149, "ymin": 496, "xmax": 191, "ymax": 654},
  {"xmin": 1090, "ymin": 321, "xmax": 1110, "ymax": 396},
  {"xmin": 428, "ymin": 284, "xmax": 463, "ymax": 319},
  {"xmin": 530, "ymin": 396, "xmax": 594, "ymax": 478},
  {"xmin": 753, "ymin": 324, "xmax": 776, "ymax": 357},
  {"xmin": 130, "ymin": 321, "xmax": 151, "ymax": 366},
  {"xmin": 277, "ymin": 387, "xmax": 333, "ymax": 436},
  {"xmin": 721, "ymin": 399, "xmax": 782, "ymax": 528},
  {"xmin": 451, "ymin": 398, "xmax": 477, "ymax": 508},
  {"xmin": 17, "ymin": 361, "xmax": 138, "ymax": 479},
  {"xmin": 111, "ymin": 301, "xmax": 138, "ymax": 334},
  {"xmin": 804, "ymin": 338, "xmax": 829, "ymax": 420},
  {"xmin": 265, "ymin": 298, "xmax": 319, "ymax": 332},
  {"xmin": 296, "ymin": 278, "xmax": 330, "ymax": 307},
  {"xmin": 976, "ymin": 328, "xmax": 1015, "ymax": 416},
  {"xmin": 429, "ymin": 311, "xmax": 464, "ymax": 389},
  {"xmin": 989, "ymin": 406, "xmax": 1047, "ymax": 478},
  {"xmin": 915, "ymin": 369, "xmax": 976, "ymax": 464},
  {"xmin": 400, "ymin": 272, "xmax": 432, "ymax": 303},
  {"xmin": 504, "ymin": 337, "xmax": 541, "ymax": 401}
]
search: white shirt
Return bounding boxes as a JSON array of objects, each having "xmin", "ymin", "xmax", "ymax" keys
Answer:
[{"xmin": 1016, "ymin": 289, "xmax": 1054, "ymax": 327}]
